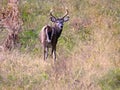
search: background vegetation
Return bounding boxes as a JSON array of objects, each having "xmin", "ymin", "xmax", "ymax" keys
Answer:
[{"xmin": 0, "ymin": 0, "xmax": 120, "ymax": 90}]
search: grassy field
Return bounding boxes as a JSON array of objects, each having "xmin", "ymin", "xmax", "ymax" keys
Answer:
[{"xmin": 0, "ymin": 0, "xmax": 120, "ymax": 90}]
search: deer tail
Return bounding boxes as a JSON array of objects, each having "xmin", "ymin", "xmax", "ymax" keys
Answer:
[{"xmin": 45, "ymin": 26, "xmax": 51, "ymax": 43}]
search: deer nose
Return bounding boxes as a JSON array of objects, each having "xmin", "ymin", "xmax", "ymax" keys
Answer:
[{"xmin": 61, "ymin": 25, "xmax": 63, "ymax": 28}]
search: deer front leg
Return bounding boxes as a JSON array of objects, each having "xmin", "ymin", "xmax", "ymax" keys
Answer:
[{"xmin": 51, "ymin": 46, "xmax": 56, "ymax": 61}]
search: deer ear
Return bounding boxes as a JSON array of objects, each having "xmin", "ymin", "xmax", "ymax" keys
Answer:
[
  {"xmin": 50, "ymin": 17, "xmax": 56, "ymax": 22},
  {"xmin": 63, "ymin": 16, "xmax": 69, "ymax": 22}
]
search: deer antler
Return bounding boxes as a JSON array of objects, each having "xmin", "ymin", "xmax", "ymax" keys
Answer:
[
  {"xmin": 62, "ymin": 9, "xmax": 69, "ymax": 18},
  {"xmin": 50, "ymin": 9, "xmax": 56, "ymax": 18}
]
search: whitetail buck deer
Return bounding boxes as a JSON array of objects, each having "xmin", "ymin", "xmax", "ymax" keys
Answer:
[{"xmin": 39, "ymin": 9, "xmax": 69, "ymax": 61}]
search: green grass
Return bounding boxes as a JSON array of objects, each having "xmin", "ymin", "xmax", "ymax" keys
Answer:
[{"xmin": 99, "ymin": 68, "xmax": 120, "ymax": 90}]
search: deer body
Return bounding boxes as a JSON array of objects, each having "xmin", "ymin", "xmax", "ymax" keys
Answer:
[{"xmin": 39, "ymin": 9, "xmax": 69, "ymax": 61}]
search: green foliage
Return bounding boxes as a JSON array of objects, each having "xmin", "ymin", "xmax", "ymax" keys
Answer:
[
  {"xmin": 20, "ymin": 75, "xmax": 31, "ymax": 87},
  {"xmin": 0, "ymin": 75, "xmax": 3, "ymax": 83},
  {"xmin": 41, "ymin": 72, "xmax": 49, "ymax": 80},
  {"xmin": 20, "ymin": 29, "xmax": 38, "ymax": 51},
  {"xmin": 7, "ymin": 74, "xmax": 17, "ymax": 86},
  {"xmin": 59, "ymin": 35, "xmax": 75, "ymax": 52},
  {"xmin": 78, "ymin": 28, "xmax": 92, "ymax": 41},
  {"xmin": 99, "ymin": 68, "xmax": 120, "ymax": 90}
]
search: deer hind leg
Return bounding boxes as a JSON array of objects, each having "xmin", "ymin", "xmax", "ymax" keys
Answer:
[{"xmin": 44, "ymin": 47, "xmax": 48, "ymax": 60}]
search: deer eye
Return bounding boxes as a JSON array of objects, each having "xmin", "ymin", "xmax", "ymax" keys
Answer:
[{"xmin": 56, "ymin": 21, "xmax": 60, "ymax": 23}]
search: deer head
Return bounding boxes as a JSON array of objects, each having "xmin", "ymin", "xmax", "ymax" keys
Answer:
[{"xmin": 50, "ymin": 9, "xmax": 69, "ymax": 29}]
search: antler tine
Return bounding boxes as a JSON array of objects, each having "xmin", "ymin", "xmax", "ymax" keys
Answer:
[
  {"xmin": 50, "ymin": 9, "xmax": 56, "ymax": 18},
  {"xmin": 62, "ymin": 8, "xmax": 69, "ymax": 18}
]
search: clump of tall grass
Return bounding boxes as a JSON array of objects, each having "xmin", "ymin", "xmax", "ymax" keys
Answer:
[{"xmin": 99, "ymin": 68, "xmax": 120, "ymax": 90}]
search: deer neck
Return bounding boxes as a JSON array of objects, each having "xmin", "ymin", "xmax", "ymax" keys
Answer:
[
  {"xmin": 52, "ymin": 25, "xmax": 62, "ymax": 38},
  {"xmin": 54, "ymin": 24, "xmax": 63, "ymax": 31}
]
